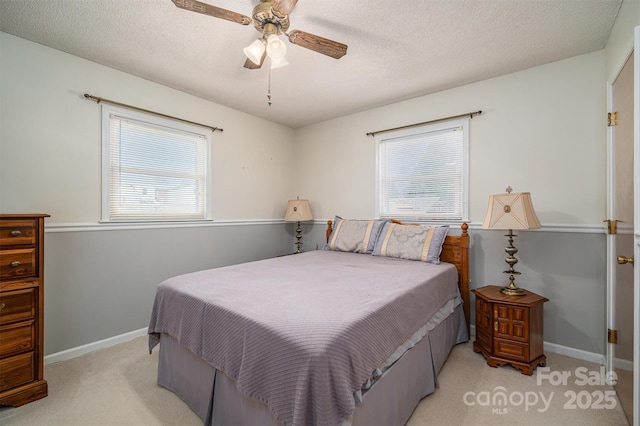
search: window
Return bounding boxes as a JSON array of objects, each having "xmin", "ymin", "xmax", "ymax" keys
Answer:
[
  {"xmin": 101, "ymin": 104, "xmax": 212, "ymax": 222},
  {"xmin": 376, "ymin": 118, "xmax": 469, "ymax": 222}
]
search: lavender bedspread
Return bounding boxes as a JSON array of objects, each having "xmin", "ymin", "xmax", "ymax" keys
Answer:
[{"xmin": 148, "ymin": 250, "xmax": 459, "ymax": 426}]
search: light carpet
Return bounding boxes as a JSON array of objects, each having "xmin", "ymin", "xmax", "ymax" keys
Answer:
[{"xmin": 0, "ymin": 336, "xmax": 629, "ymax": 425}]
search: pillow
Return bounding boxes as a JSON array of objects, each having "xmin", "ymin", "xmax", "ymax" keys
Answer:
[
  {"xmin": 372, "ymin": 223, "xmax": 449, "ymax": 264},
  {"xmin": 326, "ymin": 216, "xmax": 388, "ymax": 254}
]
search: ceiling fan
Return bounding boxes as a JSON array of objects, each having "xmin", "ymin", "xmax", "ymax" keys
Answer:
[{"xmin": 171, "ymin": 0, "xmax": 348, "ymax": 70}]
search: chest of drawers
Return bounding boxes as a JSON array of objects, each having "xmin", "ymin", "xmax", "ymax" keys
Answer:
[{"xmin": 0, "ymin": 214, "xmax": 49, "ymax": 406}]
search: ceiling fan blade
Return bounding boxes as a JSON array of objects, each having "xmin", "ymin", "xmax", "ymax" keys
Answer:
[
  {"xmin": 171, "ymin": 0, "xmax": 251, "ymax": 25},
  {"xmin": 243, "ymin": 51, "xmax": 266, "ymax": 69},
  {"xmin": 287, "ymin": 30, "xmax": 347, "ymax": 59},
  {"xmin": 271, "ymin": 0, "xmax": 299, "ymax": 18}
]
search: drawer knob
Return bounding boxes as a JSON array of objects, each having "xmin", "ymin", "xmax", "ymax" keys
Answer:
[
  {"xmin": 10, "ymin": 230, "xmax": 22, "ymax": 237},
  {"xmin": 9, "ymin": 261, "xmax": 21, "ymax": 267},
  {"xmin": 0, "ymin": 303, "xmax": 5, "ymax": 311}
]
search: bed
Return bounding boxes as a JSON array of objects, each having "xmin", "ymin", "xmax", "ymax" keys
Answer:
[{"xmin": 148, "ymin": 219, "xmax": 470, "ymax": 426}]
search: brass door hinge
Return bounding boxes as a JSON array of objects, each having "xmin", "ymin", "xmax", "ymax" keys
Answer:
[
  {"xmin": 603, "ymin": 219, "xmax": 619, "ymax": 235},
  {"xmin": 608, "ymin": 112, "xmax": 618, "ymax": 126},
  {"xmin": 608, "ymin": 329, "xmax": 618, "ymax": 344}
]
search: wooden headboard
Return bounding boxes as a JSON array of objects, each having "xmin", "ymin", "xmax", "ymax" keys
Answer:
[
  {"xmin": 325, "ymin": 220, "xmax": 470, "ymax": 334},
  {"xmin": 440, "ymin": 222, "xmax": 470, "ymax": 333}
]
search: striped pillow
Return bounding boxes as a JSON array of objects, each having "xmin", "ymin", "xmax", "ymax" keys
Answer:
[
  {"xmin": 372, "ymin": 223, "xmax": 449, "ymax": 264},
  {"xmin": 326, "ymin": 216, "xmax": 388, "ymax": 254}
]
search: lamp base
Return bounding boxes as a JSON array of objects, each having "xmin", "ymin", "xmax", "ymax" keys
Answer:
[
  {"xmin": 500, "ymin": 286, "xmax": 527, "ymax": 296},
  {"xmin": 500, "ymin": 230, "xmax": 526, "ymax": 296},
  {"xmin": 294, "ymin": 221, "xmax": 303, "ymax": 254}
]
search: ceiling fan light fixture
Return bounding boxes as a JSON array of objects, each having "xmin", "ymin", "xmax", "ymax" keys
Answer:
[
  {"xmin": 266, "ymin": 34, "xmax": 287, "ymax": 60},
  {"xmin": 243, "ymin": 39, "xmax": 266, "ymax": 65},
  {"xmin": 172, "ymin": 0, "xmax": 348, "ymax": 71}
]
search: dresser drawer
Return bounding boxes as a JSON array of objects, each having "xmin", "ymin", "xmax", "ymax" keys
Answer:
[
  {"xmin": 0, "ymin": 220, "xmax": 36, "ymax": 247},
  {"xmin": 0, "ymin": 352, "xmax": 35, "ymax": 392},
  {"xmin": 494, "ymin": 338, "xmax": 529, "ymax": 362},
  {"xmin": 0, "ymin": 289, "xmax": 35, "ymax": 325},
  {"xmin": 0, "ymin": 249, "xmax": 36, "ymax": 280},
  {"xmin": 0, "ymin": 321, "xmax": 35, "ymax": 358}
]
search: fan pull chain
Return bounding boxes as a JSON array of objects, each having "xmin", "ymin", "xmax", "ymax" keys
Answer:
[{"xmin": 267, "ymin": 66, "xmax": 272, "ymax": 107}]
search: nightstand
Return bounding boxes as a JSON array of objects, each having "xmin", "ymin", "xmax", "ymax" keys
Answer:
[{"xmin": 472, "ymin": 285, "xmax": 548, "ymax": 375}]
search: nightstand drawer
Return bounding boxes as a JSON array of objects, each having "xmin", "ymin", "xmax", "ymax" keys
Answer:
[
  {"xmin": 0, "ymin": 220, "xmax": 36, "ymax": 247},
  {"xmin": 0, "ymin": 352, "xmax": 35, "ymax": 392},
  {"xmin": 0, "ymin": 289, "xmax": 36, "ymax": 325},
  {"xmin": 494, "ymin": 338, "xmax": 529, "ymax": 362},
  {"xmin": 0, "ymin": 321, "xmax": 35, "ymax": 358},
  {"xmin": 0, "ymin": 249, "xmax": 36, "ymax": 280}
]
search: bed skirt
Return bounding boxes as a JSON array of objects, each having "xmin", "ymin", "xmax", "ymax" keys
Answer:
[{"xmin": 156, "ymin": 302, "xmax": 467, "ymax": 426}]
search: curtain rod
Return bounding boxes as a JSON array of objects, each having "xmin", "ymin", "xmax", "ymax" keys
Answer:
[
  {"xmin": 83, "ymin": 94, "xmax": 223, "ymax": 133},
  {"xmin": 366, "ymin": 110, "xmax": 482, "ymax": 137}
]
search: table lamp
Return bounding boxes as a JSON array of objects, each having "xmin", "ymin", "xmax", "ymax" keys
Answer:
[
  {"xmin": 482, "ymin": 186, "xmax": 541, "ymax": 295},
  {"xmin": 284, "ymin": 197, "xmax": 313, "ymax": 253}
]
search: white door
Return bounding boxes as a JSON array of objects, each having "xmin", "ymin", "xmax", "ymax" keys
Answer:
[{"xmin": 606, "ymin": 27, "xmax": 639, "ymax": 426}]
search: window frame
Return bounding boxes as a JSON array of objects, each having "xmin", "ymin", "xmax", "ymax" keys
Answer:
[
  {"xmin": 100, "ymin": 103, "xmax": 213, "ymax": 223},
  {"xmin": 374, "ymin": 117, "xmax": 470, "ymax": 223}
]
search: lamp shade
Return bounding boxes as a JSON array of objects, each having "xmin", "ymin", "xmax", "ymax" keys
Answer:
[
  {"xmin": 266, "ymin": 34, "xmax": 287, "ymax": 60},
  {"xmin": 482, "ymin": 192, "xmax": 541, "ymax": 230},
  {"xmin": 285, "ymin": 199, "xmax": 313, "ymax": 222},
  {"xmin": 243, "ymin": 39, "xmax": 266, "ymax": 65}
]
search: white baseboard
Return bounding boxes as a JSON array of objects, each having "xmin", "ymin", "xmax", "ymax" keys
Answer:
[
  {"xmin": 614, "ymin": 357, "xmax": 634, "ymax": 372},
  {"xmin": 44, "ymin": 327, "xmax": 148, "ymax": 365},
  {"xmin": 544, "ymin": 344, "xmax": 633, "ymax": 372},
  {"xmin": 543, "ymin": 341, "xmax": 606, "ymax": 365}
]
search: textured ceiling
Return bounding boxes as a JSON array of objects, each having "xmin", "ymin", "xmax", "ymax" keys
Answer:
[{"xmin": 0, "ymin": 0, "xmax": 623, "ymax": 128}]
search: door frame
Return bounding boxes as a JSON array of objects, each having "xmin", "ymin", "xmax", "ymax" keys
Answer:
[
  {"xmin": 605, "ymin": 66, "xmax": 617, "ymax": 378},
  {"xmin": 605, "ymin": 47, "xmax": 633, "ymax": 378},
  {"xmin": 633, "ymin": 25, "xmax": 639, "ymax": 426}
]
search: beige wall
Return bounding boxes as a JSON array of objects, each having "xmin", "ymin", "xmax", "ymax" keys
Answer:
[
  {"xmin": 0, "ymin": 32, "xmax": 296, "ymax": 223},
  {"xmin": 294, "ymin": 51, "xmax": 606, "ymax": 227}
]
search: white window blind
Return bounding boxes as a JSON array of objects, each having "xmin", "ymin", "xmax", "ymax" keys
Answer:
[
  {"xmin": 101, "ymin": 105, "xmax": 211, "ymax": 222},
  {"xmin": 377, "ymin": 119, "xmax": 469, "ymax": 221}
]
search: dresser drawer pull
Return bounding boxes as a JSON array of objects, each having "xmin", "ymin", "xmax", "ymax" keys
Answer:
[
  {"xmin": 10, "ymin": 230, "xmax": 22, "ymax": 237},
  {"xmin": 0, "ymin": 303, "xmax": 5, "ymax": 311},
  {"xmin": 9, "ymin": 261, "xmax": 21, "ymax": 267},
  {"xmin": 494, "ymin": 321, "xmax": 498, "ymax": 332}
]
